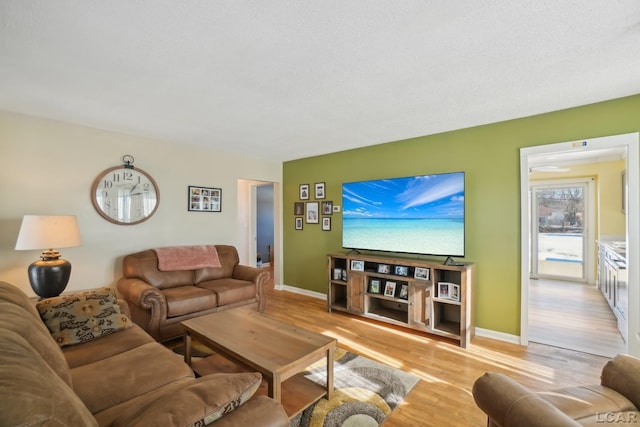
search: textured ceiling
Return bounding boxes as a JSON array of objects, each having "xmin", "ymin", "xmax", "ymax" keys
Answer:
[{"xmin": 1, "ymin": 1, "xmax": 639, "ymax": 162}]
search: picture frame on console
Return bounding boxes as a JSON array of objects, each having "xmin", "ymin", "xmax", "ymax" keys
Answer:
[
  {"xmin": 368, "ymin": 278, "xmax": 381, "ymax": 294},
  {"xmin": 437, "ymin": 282, "xmax": 460, "ymax": 301},
  {"xmin": 394, "ymin": 265, "xmax": 409, "ymax": 276},
  {"xmin": 398, "ymin": 283, "xmax": 409, "ymax": 300},
  {"xmin": 377, "ymin": 264, "xmax": 391, "ymax": 274},
  {"xmin": 414, "ymin": 267, "xmax": 430, "ymax": 280},
  {"xmin": 384, "ymin": 281, "xmax": 397, "ymax": 297},
  {"xmin": 351, "ymin": 260, "xmax": 364, "ymax": 271}
]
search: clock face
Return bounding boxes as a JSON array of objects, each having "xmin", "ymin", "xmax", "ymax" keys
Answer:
[{"xmin": 91, "ymin": 166, "xmax": 160, "ymax": 225}]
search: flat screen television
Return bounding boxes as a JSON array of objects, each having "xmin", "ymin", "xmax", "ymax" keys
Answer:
[{"xmin": 342, "ymin": 171, "xmax": 465, "ymax": 258}]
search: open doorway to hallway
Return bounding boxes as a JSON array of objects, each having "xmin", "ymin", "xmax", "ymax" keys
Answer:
[{"xmin": 520, "ymin": 133, "xmax": 638, "ymax": 357}]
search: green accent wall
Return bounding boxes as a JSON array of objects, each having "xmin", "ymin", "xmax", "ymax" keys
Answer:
[{"xmin": 283, "ymin": 94, "xmax": 640, "ymax": 336}]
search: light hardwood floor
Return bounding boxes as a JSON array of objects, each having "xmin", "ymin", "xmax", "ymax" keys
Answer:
[
  {"xmin": 528, "ymin": 278, "xmax": 626, "ymax": 358},
  {"xmin": 262, "ymin": 286, "xmax": 612, "ymax": 427}
]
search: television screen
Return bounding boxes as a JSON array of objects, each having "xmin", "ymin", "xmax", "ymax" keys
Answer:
[{"xmin": 342, "ymin": 172, "xmax": 465, "ymax": 257}]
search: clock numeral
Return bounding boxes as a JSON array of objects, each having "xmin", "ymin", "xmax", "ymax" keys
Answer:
[
  {"xmin": 123, "ymin": 171, "xmax": 133, "ymax": 181},
  {"xmin": 103, "ymin": 180, "xmax": 113, "ymax": 188}
]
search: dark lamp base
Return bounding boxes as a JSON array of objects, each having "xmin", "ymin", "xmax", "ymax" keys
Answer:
[{"xmin": 28, "ymin": 258, "xmax": 72, "ymax": 299}]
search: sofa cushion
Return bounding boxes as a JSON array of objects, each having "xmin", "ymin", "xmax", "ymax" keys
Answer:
[
  {"xmin": 0, "ymin": 329, "xmax": 98, "ymax": 427},
  {"xmin": 197, "ymin": 278, "xmax": 256, "ymax": 306},
  {"xmin": 71, "ymin": 341, "xmax": 194, "ymax": 414},
  {"xmin": 123, "ymin": 249, "xmax": 195, "ymax": 289},
  {"xmin": 63, "ymin": 323, "xmax": 155, "ymax": 369},
  {"xmin": 163, "ymin": 285, "xmax": 218, "ymax": 318},
  {"xmin": 110, "ymin": 373, "xmax": 262, "ymax": 427},
  {"xmin": 194, "ymin": 245, "xmax": 240, "ymax": 283},
  {"xmin": 37, "ymin": 287, "xmax": 132, "ymax": 347}
]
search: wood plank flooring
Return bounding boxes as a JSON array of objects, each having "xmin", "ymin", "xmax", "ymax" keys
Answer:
[
  {"xmin": 262, "ymin": 287, "xmax": 611, "ymax": 427},
  {"xmin": 528, "ymin": 279, "xmax": 626, "ymax": 358}
]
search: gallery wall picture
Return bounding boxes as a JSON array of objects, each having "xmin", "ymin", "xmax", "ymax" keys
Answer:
[
  {"xmin": 306, "ymin": 201, "xmax": 319, "ymax": 223},
  {"xmin": 188, "ymin": 186, "xmax": 221, "ymax": 212}
]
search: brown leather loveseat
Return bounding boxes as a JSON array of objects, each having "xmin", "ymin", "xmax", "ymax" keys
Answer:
[
  {"xmin": 472, "ymin": 354, "xmax": 640, "ymax": 426},
  {"xmin": 117, "ymin": 245, "xmax": 268, "ymax": 342}
]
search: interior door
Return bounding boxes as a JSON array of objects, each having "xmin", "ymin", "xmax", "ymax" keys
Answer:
[{"xmin": 530, "ymin": 179, "xmax": 589, "ymax": 281}]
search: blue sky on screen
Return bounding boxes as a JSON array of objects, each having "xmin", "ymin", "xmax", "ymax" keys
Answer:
[{"xmin": 343, "ymin": 172, "xmax": 464, "ymax": 219}]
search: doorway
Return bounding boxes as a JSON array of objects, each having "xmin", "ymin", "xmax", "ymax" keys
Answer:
[{"xmin": 520, "ymin": 133, "xmax": 639, "ymax": 357}]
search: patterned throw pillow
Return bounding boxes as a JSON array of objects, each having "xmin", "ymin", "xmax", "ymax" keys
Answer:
[{"xmin": 36, "ymin": 287, "xmax": 131, "ymax": 347}]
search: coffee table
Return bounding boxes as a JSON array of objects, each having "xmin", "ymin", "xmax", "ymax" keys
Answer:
[{"xmin": 182, "ymin": 308, "xmax": 336, "ymax": 417}]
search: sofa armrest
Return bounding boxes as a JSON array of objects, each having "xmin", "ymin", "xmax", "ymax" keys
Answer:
[
  {"xmin": 117, "ymin": 278, "xmax": 165, "ymax": 309},
  {"xmin": 601, "ymin": 354, "xmax": 640, "ymax": 409},
  {"xmin": 233, "ymin": 265, "xmax": 269, "ymax": 312},
  {"xmin": 116, "ymin": 278, "xmax": 168, "ymax": 339},
  {"xmin": 472, "ymin": 373, "xmax": 580, "ymax": 427}
]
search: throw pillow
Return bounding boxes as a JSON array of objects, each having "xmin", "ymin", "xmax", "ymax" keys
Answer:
[{"xmin": 36, "ymin": 287, "xmax": 131, "ymax": 347}]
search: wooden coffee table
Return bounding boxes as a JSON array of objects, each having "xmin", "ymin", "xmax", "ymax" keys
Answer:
[{"xmin": 182, "ymin": 308, "xmax": 336, "ymax": 418}]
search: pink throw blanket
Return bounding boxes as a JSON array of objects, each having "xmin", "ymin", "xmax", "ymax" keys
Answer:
[{"xmin": 155, "ymin": 245, "xmax": 222, "ymax": 271}]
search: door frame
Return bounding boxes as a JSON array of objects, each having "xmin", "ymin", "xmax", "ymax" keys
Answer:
[{"xmin": 520, "ymin": 132, "xmax": 639, "ymax": 356}]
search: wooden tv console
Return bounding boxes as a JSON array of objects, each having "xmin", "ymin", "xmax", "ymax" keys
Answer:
[{"xmin": 327, "ymin": 252, "xmax": 475, "ymax": 348}]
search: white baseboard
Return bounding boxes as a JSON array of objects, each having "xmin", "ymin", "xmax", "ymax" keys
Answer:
[
  {"xmin": 474, "ymin": 327, "xmax": 521, "ymax": 345},
  {"xmin": 275, "ymin": 284, "xmax": 326, "ymax": 300}
]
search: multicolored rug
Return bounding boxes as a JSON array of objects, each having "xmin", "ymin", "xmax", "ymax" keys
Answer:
[{"xmin": 291, "ymin": 348, "xmax": 420, "ymax": 427}]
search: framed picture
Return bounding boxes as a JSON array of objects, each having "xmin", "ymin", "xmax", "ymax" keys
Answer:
[
  {"xmin": 299, "ymin": 184, "xmax": 309, "ymax": 200},
  {"xmin": 451, "ymin": 283, "xmax": 460, "ymax": 302},
  {"xmin": 377, "ymin": 264, "xmax": 391, "ymax": 274},
  {"xmin": 321, "ymin": 201, "xmax": 333, "ymax": 215},
  {"xmin": 437, "ymin": 282, "xmax": 460, "ymax": 301},
  {"xmin": 322, "ymin": 217, "xmax": 331, "ymax": 231},
  {"xmin": 398, "ymin": 283, "xmax": 409, "ymax": 300},
  {"xmin": 384, "ymin": 281, "xmax": 397, "ymax": 297},
  {"xmin": 306, "ymin": 201, "xmax": 319, "ymax": 223},
  {"xmin": 437, "ymin": 282, "xmax": 450, "ymax": 299},
  {"xmin": 368, "ymin": 278, "xmax": 381, "ymax": 294},
  {"xmin": 295, "ymin": 217, "xmax": 303, "ymax": 230},
  {"xmin": 394, "ymin": 265, "xmax": 409, "ymax": 276},
  {"xmin": 315, "ymin": 182, "xmax": 325, "ymax": 199},
  {"xmin": 294, "ymin": 202, "xmax": 304, "ymax": 215},
  {"xmin": 414, "ymin": 267, "xmax": 430, "ymax": 281},
  {"xmin": 188, "ymin": 186, "xmax": 222, "ymax": 212},
  {"xmin": 350, "ymin": 260, "xmax": 364, "ymax": 271}
]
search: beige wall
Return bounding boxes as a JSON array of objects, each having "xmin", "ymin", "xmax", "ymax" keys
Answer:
[{"xmin": 0, "ymin": 111, "xmax": 281, "ymax": 296}]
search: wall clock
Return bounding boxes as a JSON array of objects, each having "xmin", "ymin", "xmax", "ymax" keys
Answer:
[{"xmin": 91, "ymin": 155, "xmax": 160, "ymax": 225}]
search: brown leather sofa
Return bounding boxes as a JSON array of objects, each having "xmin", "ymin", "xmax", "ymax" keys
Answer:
[
  {"xmin": 117, "ymin": 245, "xmax": 268, "ymax": 342},
  {"xmin": 0, "ymin": 281, "xmax": 288, "ymax": 427},
  {"xmin": 472, "ymin": 354, "xmax": 640, "ymax": 426}
]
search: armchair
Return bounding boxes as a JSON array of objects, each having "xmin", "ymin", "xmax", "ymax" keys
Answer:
[{"xmin": 472, "ymin": 354, "xmax": 640, "ymax": 426}]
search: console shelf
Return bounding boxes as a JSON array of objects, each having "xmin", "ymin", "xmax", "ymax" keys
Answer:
[{"xmin": 327, "ymin": 252, "xmax": 474, "ymax": 347}]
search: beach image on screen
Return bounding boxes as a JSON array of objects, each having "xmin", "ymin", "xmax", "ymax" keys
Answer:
[{"xmin": 342, "ymin": 172, "xmax": 464, "ymax": 256}]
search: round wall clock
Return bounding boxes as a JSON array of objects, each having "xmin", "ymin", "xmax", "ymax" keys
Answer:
[{"xmin": 91, "ymin": 155, "xmax": 160, "ymax": 225}]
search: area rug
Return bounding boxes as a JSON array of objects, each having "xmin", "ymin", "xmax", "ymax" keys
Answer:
[{"xmin": 290, "ymin": 348, "xmax": 420, "ymax": 427}]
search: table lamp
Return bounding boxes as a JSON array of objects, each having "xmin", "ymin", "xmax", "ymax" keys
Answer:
[{"xmin": 15, "ymin": 215, "xmax": 82, "ymax": 298}]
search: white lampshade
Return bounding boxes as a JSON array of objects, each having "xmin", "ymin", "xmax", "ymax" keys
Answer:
[{"xmin": 15, "ymin": 215, "xmax": 82, "ymax": 251}]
